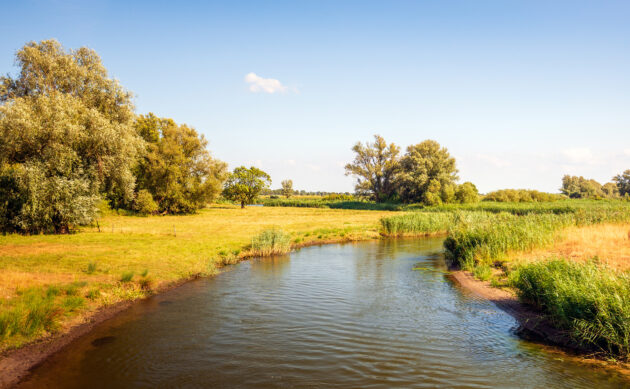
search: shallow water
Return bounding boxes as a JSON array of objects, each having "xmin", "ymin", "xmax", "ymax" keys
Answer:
[{"xmin": 20, "ymin": 239, "xmax": 629, "ymax": 388}]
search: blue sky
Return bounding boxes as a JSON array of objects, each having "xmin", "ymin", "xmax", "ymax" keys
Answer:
[{"xmin": 2, "ymin": 0, "xmax": 629, "ymax": 192}]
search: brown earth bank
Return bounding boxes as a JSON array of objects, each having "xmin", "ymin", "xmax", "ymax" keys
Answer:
[{"xmin": 449, "ymin": 270, "xmax": 630, "ymax": 380}]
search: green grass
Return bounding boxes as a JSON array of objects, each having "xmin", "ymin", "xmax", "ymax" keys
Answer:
[
  {"xmin": 260, "ymin": 197, "xmax": 403, "ymax": 211},
  {"xmin": 511, "ymin": 259, "xmax": 630, "ymax": 360},
  {"xmin": 249, "ymin": 228, "xmax": 292, "ymax": 256}
]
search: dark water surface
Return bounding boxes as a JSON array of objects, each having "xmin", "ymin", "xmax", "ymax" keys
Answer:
[{"xmin": 20, "ymin": 239, "xmax": 629, "ymax": 388}]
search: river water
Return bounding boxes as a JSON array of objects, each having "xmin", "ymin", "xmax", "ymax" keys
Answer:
[{"xmin": 19, "ymin": 238, "xmax": 629, "ymax": 388}]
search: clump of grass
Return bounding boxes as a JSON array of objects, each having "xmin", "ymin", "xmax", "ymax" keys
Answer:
[
  {"xmin": 138, "ymin": 277, "xmax": 153, "ymax": 291},
  {"xmin": 86, "ymin": 261, "xmax": 97, "ymax": 274},
  {"xmin": 62, "ymin": 296, "xmax": 84, "ymax": 312},
  {"xmin": 0, "ymin": 288, "xmax": 61, "ymax": 341},
  {"xmin": 250, "ymin": 228, "xmax": 291, "ymax": 256},
  {"xmin": 511, "ymin": 259, "xmax": 630, "ymax": 359},
  {"xmin": 120, "ymin": 271, "xmax": 134, "ymax": 283},
  {"xmin": 85, "ymin": 288, "xmax": 101, "ymax": 300},
  {"xmin": 472, "ymin": 264, "xmax": 492, "ymax": 281},
  {"xmin": 140, "ymin": 269, "xmax": 149, "ymax": 277}
]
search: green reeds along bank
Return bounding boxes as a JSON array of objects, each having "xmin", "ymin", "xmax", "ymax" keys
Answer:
[
  {"xmin": 250, "ymin": 228, "xmax": 292, "ymax": 256},
  {"xmin": 511, "ymin": 259, "xmax": 630, "ymax": 360}
]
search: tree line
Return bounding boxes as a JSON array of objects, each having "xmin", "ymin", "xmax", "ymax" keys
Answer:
[
  {"xmin": 0, "ymin": 40, "xmax": 274, "ymax": 233},
  {"xmin": 561, "ymin": 172, "xmax": 630, "ymax": 200},
  {"xmin": 344, "ymin": 135, "xmax": 479, "ymax": 205}
]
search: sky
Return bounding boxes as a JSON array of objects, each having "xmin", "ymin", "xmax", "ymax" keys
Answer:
[{"xmin": 1, "ymin": 0, "xmax": 629, "ymax": 193}]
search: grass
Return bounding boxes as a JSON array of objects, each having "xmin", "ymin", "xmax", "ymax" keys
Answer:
[
  {"xmin": 0, "ymin": 204, "xmax": 395, "ymax": 350},
  {"xmin": 250, "ymin": 228, "xmax": 291, "ymax": 256},
  {"xmin": 511, "ymin": 259, "xmax": 630, "ymax": 360},
  {"xmin": 260, "ymin": 197, "xmax": 403, "ymax": 211}
]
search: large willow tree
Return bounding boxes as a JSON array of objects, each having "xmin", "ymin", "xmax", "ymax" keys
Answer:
[{"xmin": 0, "ymin": 40, "xmax": 142, "ymax": 233}]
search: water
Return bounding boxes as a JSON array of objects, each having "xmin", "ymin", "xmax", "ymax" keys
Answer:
[{"xmin": 19, "ymin": 239, "xmax": 629, "ymax": 388}]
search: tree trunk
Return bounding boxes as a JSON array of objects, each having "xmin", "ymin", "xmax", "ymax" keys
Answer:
[{"xmin": 241, "ymin": 201, "xmax": 245, "ymax": 209}]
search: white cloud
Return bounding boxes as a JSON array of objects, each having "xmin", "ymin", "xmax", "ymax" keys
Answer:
[
  {"xmin": 245, "ymin": 72, "xmax": 289, "ymax": 94},
  {"xmin": 562, "ymin": 148, "xmax": 595, "ymax": 164},
  {"xmin": 624, "ymin": 149, "xmax": 630, "ymax": 157}
]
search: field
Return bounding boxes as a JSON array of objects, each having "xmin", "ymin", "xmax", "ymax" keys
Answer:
[{"xmin": 0, "ymin": 205, "xmax": 395, "ymax": 350}]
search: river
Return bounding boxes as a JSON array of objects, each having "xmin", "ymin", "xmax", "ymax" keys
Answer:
[{"xmin": 19, "ymin": 238, "xmax": 629, "ymax": 388}]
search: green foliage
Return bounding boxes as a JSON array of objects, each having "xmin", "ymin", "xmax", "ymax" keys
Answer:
[
  {"xmin": 483, "ymin": 189, "xmax": 565, "ymax": 203},
  {"xmin": 322, "ymin": 193, "xmax": 354, "ymax": 201},
  {"xmin": 0, "ymin": 40, "xmax": 142, "ymax": 233},
  {"xmin": 281, "ymin": 179, "xmax": 293, "ymax": 198},
  {"xmin": 397, "ymin": 140, "xmax": 459, "ymax": 204},
  {"xmin": 345, "ymin": 135, "xmax": 400, "ymax": 202},
  {"xmin": 0, "ymin": 288, "xmax": 61, "ymax": 341},
  {"xmin": 455, "ymin": 182, "xmax": 479, "ymax": 204},
  {"xmin": 380, "ymin": 212, "xmax": 455, "ymax": 236},
  {"xmin": 133, "ymin": 114, "xmax": 228, "ymax": 214},
  {"xmin": 560, "ymin": 175, "xmax": 619, "ymax": 199},
  {"xmin": 512, "ymin": 260, "xmax": 630, "ymax": 359},
  {"xmin": 133, "ymin": 189, "xmax": 158, "ymax": 216},
  {"xmin": 260, "ymin": 197, "xmax": 402, "ymax": 210},
  {"xmin": 473, "ymin": 264, "xmax": 492, "ymax": 281},
  {"xmin": 120, "ymin": 271, "xmax": 134, "ymax": 283},
  {"xmin": 222, "ymin": 166, "xmax": 271, "ymax": 208},
  {"xmin": 614, "ymin": 169, "xmax": 630, "ymax": 196},
  {"xmin": 250, "ymin": 228, "xmax": 291, "ymax": 256}
]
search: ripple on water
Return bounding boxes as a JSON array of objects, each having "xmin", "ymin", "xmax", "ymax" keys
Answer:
[{"xmin": 18, "ymin": 238, "xmax": 630, "ymax": 389}]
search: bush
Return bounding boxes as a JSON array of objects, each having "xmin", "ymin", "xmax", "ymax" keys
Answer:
[
  {"xmin": 250, "ymin": 228, "xmax": 291, "ymax": 256},
  {"xmin": 512, "ymin": 259, "xmax": 630, "ymax": 359},
  {"xmin": 134, "ymin": 190, "xmax": 158, "ymax": 215}
]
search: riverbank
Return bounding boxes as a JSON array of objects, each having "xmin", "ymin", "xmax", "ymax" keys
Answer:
[
  {"xmin": 449, "ymin": 270, "xmax": 630, "ymax": 379},
  {"xmin": 0, "ymin": 205, "xmax": 398, "ymax": 386}
]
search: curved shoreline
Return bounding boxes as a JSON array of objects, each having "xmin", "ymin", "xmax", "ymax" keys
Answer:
[
  {"xmin": 2, "ymin": 237, "xmax": 628, "ymax": 387},
  {"xmin": 449, "ymin": 270, "xmax": 630, "ymax": 379}
]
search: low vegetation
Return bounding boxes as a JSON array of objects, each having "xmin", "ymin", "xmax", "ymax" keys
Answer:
[{"xmin": 511, "ymin": 259, "xmax": 629, "ymax": 359}]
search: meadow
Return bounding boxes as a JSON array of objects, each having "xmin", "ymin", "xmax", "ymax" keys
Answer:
[{"xmin": 0, "ymin": 205, "xmax": 395, "ymax": 351}]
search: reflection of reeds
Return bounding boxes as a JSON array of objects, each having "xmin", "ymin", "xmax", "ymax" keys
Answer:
[{"xmin": 250, "ymin": 228, "xmax": 292, "ymax": 256}]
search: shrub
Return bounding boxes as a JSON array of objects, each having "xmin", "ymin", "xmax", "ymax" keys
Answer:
[
  {"xmin": 250, "ymin": 228, "xmax": 291, "ymax": 256},
  {"xmin": 120, "ymin": 271, "xmax": 134, "ymax": 283},
  {"xmin": 512, "ymin": 259, "xmax": 630, "ymax": 359},
  {"xmin": 134, "ymin": 189, "xmax": 158, "ymax": 216}
]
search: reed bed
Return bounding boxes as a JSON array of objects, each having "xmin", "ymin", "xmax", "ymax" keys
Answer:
[
  {"xmin": 511, "ymin": 259, "xmax": 630, "ymax": 360},
  {"xmin": 249, "ymin": 228, "xmax": 292, "ymax": 256}
]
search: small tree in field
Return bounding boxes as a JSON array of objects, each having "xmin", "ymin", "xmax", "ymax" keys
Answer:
[
  {"xmin": 281, "ymin": 179, "xmax": 294, "ymax": 198},
  {"xmin": 223, "ymin": 166, "xmax": 271, "ymax": 208}
]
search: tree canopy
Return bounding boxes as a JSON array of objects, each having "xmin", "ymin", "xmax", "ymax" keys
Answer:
[
  {"xmin": 223, "ymin": 166, "xmax": 271, "ymax": 208},
  {"xmin": 133, "ymin": 114, "xmax": 227, "ymax": 214},
  {"xmin": 614, "ymin": 170, "xmax": 630, "ymax": 196},
  {"xmin": 397, "ymin": 140, "xmax": 459, "ymax": 205},
  {"xmin": 344, "ymin": 135, "xmax": 400, "ymax": 202},
  {"xmin": 0, "ymin": 40, "xmax": 142, "ymax": 233},
  {"xmin": 281, "ymin": 179, "xmax": 293, "ymax": 198}
]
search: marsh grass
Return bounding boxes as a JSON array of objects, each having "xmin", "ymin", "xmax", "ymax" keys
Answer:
[
  {"xmin": 120, "ymin": 272, "xmax": 134, "ymax": 283},
  {"xmin": 250, "ymin": 228, "xmax": 292, "ymax": 256},
  {"xmin": 511, "ymin": 259, "xmax": 630, "ymax": 360}
]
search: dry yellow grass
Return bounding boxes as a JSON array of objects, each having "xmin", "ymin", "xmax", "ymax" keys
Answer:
[{"xmin": 513, "ymin": 223, "xmax": 630, "ymax": 271}]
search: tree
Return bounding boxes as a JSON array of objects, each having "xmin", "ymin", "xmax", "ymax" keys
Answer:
[
  {"xmin": 602, "ymin": 182, "xmax": 620, "ymax": 199},
  {"xmin": 614, "ymin": 170, "xmax": 630, "ymax": 196},
  {"xmin": 223, "ymin": 166, "xmax": 271, "ymax": 208},
  {"xmin": 0, "ymin": 40, "xmax": 142, "ymax": 233},
  {"xmin": 397, "ymin": 140, "xmax": 458, "ymax": 204},
  {"xmin": 455, "ymin": 182, "xmax": 479, "ymax": 204},
  {"xmin": 345, "ymin": 135, "xmax": 400, "ymax": 202},
  {"xmin": 281, "ymin": 179, "xmax": 294, "ymax": 198},
  {"xmin": 561, "ymin": 175, "xmax": 604, "ymax": 199},
  {"xmin": 133, "ymin": 114, "xmax": 228, "ymax": 214}
]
